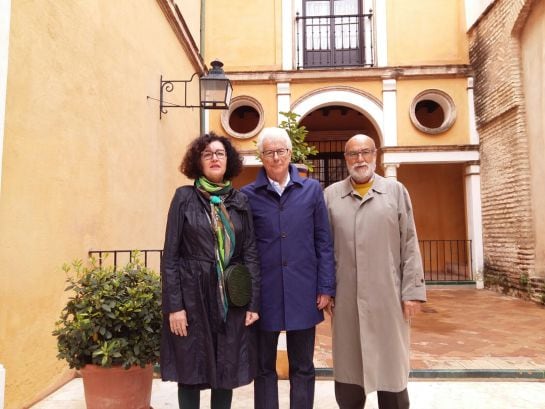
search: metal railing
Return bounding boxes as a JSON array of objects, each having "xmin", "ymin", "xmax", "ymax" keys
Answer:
[
  {"xmin": 88, "ymin": 249, "xmax": 163, "ymax": 272},
  {"xmin": 295, "ymin": 11, "xmax": 374, "ymax": 69},
  {"xmin": 90, "ymin": 240, "xmax": 473, "ymax": 283},
  {"xmin": 419, "ymin": 240, "xmax": 473, "ymax": 282}
]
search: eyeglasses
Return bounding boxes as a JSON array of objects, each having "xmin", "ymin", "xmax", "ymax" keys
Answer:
[
  {"xmin": 344, "ymin": 149, "xmax": 376, "ymax": 160},
  {"xmin": 262, "ymin": 148, "xmax": 290, "ymax": 158},
  {"xmin": 201, "ymin": 150, "xmax": 226, "ymax": 160}
]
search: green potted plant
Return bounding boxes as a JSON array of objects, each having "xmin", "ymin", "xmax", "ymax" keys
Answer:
[
  {"xmin": 279, "ymin": 111, "xmax": 319, "ymax": 174},
  {"xmin": 52, "ymin": 252, "xmax": 162, "ymax": 409}
]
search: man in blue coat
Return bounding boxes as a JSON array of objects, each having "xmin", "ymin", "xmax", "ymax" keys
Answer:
[{"xmin": 241, "ymin": 127, "xmax": 335, "ymax": 409}]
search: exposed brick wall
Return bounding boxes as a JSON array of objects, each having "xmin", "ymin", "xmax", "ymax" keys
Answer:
[{"xmin": 468, "ymin": 0, "xmax": 544, "ymax": 303}]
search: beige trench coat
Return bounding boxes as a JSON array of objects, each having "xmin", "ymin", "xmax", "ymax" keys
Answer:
[{"xmin": 324, "ymin": 174, "xmax": 426, "ymax": 394}]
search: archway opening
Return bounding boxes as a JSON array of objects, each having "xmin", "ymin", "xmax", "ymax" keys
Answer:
[{"xmin": 300, "ymin": 105, "xmax": 381, "ymax": 187}]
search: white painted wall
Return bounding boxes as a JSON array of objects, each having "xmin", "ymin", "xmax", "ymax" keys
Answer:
[
  {"xmin": 465, "ymin": 0, "xmax": 494, "ymax": 30},
  {"xmin": 467, "ymin": 77, "xmax": 479, "ymax": 144},
  {"xmin": 374, "ymin": 0, "xmax": 388, "ymax": 66},
  {"xmin": 382, "ymin": 79, "xmax": 397, "ymax": 146},
  {"xmin": 465, "ymin": 165, "xmax": 484, "ymax": 283},
  {"xmin": 382, "ymin": 150, "xmax": 480, "ymax": 164},
  {"xmin": 282, "ymin": 0, "xmax": 294, "ymax": 70},
  {"xmin": 277, "ymin": 82, "xmax": 291, "ymax": 123}
]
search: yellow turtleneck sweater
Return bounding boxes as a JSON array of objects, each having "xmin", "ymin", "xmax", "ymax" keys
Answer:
[{"xmin": 351, "ymin": 178, "xmax": 373, "ymax": 198}]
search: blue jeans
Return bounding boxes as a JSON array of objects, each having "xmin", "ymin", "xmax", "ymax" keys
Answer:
[{"xmin": 254, "ymin": 327, "xmax": 316, "ymax": 409}]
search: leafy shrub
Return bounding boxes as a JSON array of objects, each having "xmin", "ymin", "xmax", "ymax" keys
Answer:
[
  {"xmin": 53, "ymin": 254, "xmax": 162, "ymax": 369},
  {"xmin": 279, "ymin": 111, "xmax": 318, "ymax": 172}
]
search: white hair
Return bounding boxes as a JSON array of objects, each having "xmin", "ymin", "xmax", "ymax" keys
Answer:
[{"xmin": 256, "ymin": 127, "xmax": 292, "ymax": 153}]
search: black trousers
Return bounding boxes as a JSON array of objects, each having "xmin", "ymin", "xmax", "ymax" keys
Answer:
[
  {"xmin": 335, "ymin": 381, "xmax": 410, "ymax": 409},
  {"xmin": 177, "ymin": 385, "xmax": 232, "ymax": 409},
  {"xmin": 254, "ymin": 327, "xmax": 316, "ymax": 409}
]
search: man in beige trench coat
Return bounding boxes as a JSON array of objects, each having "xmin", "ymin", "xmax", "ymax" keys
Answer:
[{"xmin": 323, "ymin": 134, "xmax": 427, "ymax": 409}]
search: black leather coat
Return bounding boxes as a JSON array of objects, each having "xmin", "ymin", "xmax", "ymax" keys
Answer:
[{"xmin": 160, "ymin": 186, "xmax": 260, "ymax": 389}]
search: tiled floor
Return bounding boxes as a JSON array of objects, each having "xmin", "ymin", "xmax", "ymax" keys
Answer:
[
  {"xmin": 32, "ymin": 378, "xmax": 545, "ymax": 409},
  {"xmin": 31, "ymin": 287, "xmax": 545, "ymax": 408},
  {"xmin": 315, "ymin": 287, "xmax": 545, "ymax": 372}
]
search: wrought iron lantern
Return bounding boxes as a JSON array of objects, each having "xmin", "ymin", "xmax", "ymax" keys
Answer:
[{"xmin": 159, "ymin": 59, "xmax": 232, "ymax": 118}]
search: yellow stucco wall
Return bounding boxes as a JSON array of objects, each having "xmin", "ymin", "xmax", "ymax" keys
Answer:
[
  {"xmin": 209, "ymin": 82, "xmax": 278, "ymax": 152},
  {"xmin": 0, "ymin": 2, "xmax": 200, "ymax": 408},
  {"xmin": 209, "ymin": 80, "xmax": 384, "ymax": 151},
  {"xmin": 399, "ymin": 164, "xmax": 467, "ymax": 241},
  {"xmin": 210, "ymin": 77, "xmax": 468, "ymax": 148},
  {"xmin": 205, "ymin": 0, "xmax": 469, "ymax": 69},
  {"xmin": 397, "ymin": 78, "xmax": 470, "ymax": 145},
  {"xmin": 387, "ymin": 0, "xmax": 469, "ymax": 65},
  {"xmin": 204, "ymin": 0, "xmax": 282, "ymax": 71},
  {"xmin": 290, "ymin": 81, "xmax": 383, "ymax": 106},
  {"xmin": 176, "ymin": 0, "xmax": 201, "ymax": 48}
]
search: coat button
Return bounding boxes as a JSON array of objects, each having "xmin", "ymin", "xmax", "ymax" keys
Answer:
[
  {"xmin": 281, "ymin": 232, "xmax": 287, "ymax": 238},
  {"xmin": 282, "ymin": 261, "xmax": 288, "ymax": 267}
]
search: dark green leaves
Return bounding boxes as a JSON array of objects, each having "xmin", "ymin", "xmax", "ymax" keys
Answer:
[{"xmin": 52, "ymin": 252, "xmax": 162, "ymax": 369}]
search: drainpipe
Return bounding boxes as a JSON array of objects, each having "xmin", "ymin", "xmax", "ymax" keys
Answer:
[{"xmin": 200, "ymin": 0, "xmax": 206, "ymax": 134}]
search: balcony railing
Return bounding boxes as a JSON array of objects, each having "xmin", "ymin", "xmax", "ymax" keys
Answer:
[
  {"xmin": 90, "ymin": 240, "xmax": 473, "ymax": 283},
  {"xmin": 419, "ymin": 240, "xmax": 473, "ymax": 282},
  {"xmin": 296, "ymin": 11, "xmax": 374, "ymax": 69}
]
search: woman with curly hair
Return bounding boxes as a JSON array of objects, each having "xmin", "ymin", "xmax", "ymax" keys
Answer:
[{"xmin": 160, "ymin": 132, "xmax": 260, "ymax": 409}]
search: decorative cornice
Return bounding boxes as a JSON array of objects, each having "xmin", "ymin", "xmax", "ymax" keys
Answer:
[
  {"xmin": 156, "ymin": 0, "xmax": 206, "ymax": 75},
  {"xmin": 225, "ymin": 65, "xmax": 474, "ymax": 84},
  {"xmin": 381, "ymin": 145, "xmax": 479, "ymax": 153},
  {"xmin": 291, "ymin": 85, "xmax": 383, "ymax": 111}
]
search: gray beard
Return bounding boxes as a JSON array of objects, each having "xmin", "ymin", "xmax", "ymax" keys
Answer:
[{"xmin": 349, "ymin": 162, "xmax": 376, "ymax": 183}]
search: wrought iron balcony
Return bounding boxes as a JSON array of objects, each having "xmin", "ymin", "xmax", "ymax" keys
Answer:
[{"xmin": 296, "ymin": 11, "xmax": 374, "ymax": 69}]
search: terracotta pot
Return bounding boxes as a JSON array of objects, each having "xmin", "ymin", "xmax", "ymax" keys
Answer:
[{"xmin": 79, "ymin": 364, "xmax": 153, "ymax": 409}]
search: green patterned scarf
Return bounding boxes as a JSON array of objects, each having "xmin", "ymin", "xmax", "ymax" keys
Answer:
[{"xmin": 196, "ymin": 176, "xmax": 235, "ymax": 320}]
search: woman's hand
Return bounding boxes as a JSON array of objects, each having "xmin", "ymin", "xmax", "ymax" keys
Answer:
[
  {"xmin": 245, "ymin": 311, "xmax": 259, "ymax": 326},
  {"xmin": 169, "ymin": 310, "xmax": 188, "ymax": 336}
]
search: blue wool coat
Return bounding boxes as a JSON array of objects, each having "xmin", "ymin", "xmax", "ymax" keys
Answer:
[{"xmin": 241, "ymin": 164, "xmax": 335, "ymax": 331}]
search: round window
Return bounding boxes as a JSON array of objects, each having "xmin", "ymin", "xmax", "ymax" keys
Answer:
[
  {"xmin": 409, "ymin": 90, "xmax": 456, "ymax": 134},
  {"xmin": 221, "ymin": 96, "xmax": 264, "ymax": 139}
]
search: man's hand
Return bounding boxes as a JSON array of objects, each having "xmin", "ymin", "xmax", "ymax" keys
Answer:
[
  {"xmin": 245, "ymin": 311, "xmax": 259, "ymax": 326},
  {"xmin": 324, "ymin": 297, "xmax": 335, "ymax": 317},
  {"xmin": 402, "ymin": 300, "xmax": 422, "ymax": 321},
  {"xmin": 169, "ymin": 310, "xmax": 188, "ymax": 336},
  {"xmin": 317, "ymin": 294, "xmax": 331, "ymax": 311}
]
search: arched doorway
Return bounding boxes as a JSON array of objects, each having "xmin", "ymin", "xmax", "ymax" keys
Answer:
[
  {"xmin": 301, "ymin": 105, "xmax": 381, "ymax": 187},
  {"xmin": 291, "ymin": 87, "xmax": 383, "ymax": 188}
]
